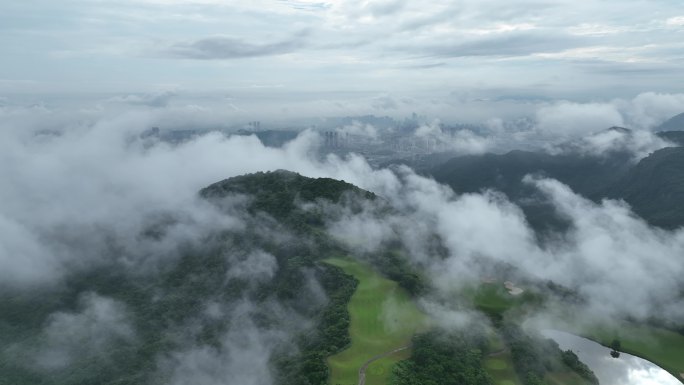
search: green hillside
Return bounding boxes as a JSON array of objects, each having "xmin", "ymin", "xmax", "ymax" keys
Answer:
[
  {"xmin": 605, "ymin": 146, "xmax": 684, "ymax": 228},
  {"xmin": 0, "ymin": 171, "xmax": 375, "ymax": 385},
  {"xmin": 325, "ymin": 258, "xmax": 425, "ymax": 385}
]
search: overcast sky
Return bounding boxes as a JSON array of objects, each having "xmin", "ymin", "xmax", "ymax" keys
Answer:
[{"xmin": 1, "ymin": 0, "xmax": 683, "ymax": 100}]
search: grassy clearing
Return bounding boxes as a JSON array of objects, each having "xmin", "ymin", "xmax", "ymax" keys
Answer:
[
  {"xmin": 463, "ymin": 283, "xmax": 516, "ymax": 315},
  {"xmin": 484, "ymin": 331, "xmax": 522, "ymax": 385},
  {"xmin": 484, "ymin": 353, "xmax": 521, "ymax": 385},
  {"xmin": 484, "ymin": 329, "xmax": 591, "ymax": 385},
  {"xmin": 545, "ymin": 371, "xmax": 591, "ymax": 385},
  {"xmin": 463, "ymin": 282, "xmax": 541, "ymax": 318},
  {"xmin": 485, "ymin": 358, "xmax": 508, "ymax": 370},
  {"xmin": 364, "ymin": 349, "xmax": 412, "ymax": 379},
  {"xmin": 325, "ymin": 258, "xmax": 426, "ymax": 385},
  {"xmin": 582, "ymin": 322, "xmax": 684, "ymax": 379}
]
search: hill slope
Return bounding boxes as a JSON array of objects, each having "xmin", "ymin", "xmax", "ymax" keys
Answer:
[
  {"xmin": 605, "ymin": 147, "xmax": 684, "ymax": 229},
  {"xmin": 0, "ymin": 170, "xmax": 376, "ymax": 385},
  {"xmin": 656, "ymin": 112, "xmax": 684, "ymax": 132},
  {"xmin": 427, "ymin": 150, "xmax": 633, "ymax": 232}
]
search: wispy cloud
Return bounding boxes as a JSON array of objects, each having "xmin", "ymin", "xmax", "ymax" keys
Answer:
[{"xmin": 160, "ymin": 33, "xmax": 307, "ymax": 60}]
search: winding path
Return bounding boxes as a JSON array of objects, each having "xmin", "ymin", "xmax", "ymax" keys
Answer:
[{"xmin": 357, "ymin": 346, "xmax": 409, "ymax": 385}]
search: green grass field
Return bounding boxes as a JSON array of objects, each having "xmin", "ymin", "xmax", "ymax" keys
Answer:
[
  {"xmin": 545, "ymin": 371, "xmax": 592, "ymax": 385},
  {"xmin": 484, "ymin": 354, "xmax": 521, "ymax": 385},
  {"xmin": 462, "ymin": 282, "xmax": 542, "ymax": 318},
  {"xmin": 484, "ymin": 328, "xmax": 593, "ymax": 385},
  {"xmin": 325, "ymin": 258, "xmax": 426, "ymax": 385},
  {"xmin": 473, "ymin": 283, "xmax": 517, "ymax": 314},
  {"xmin": 484, "ymin": 331, "xmax": 522, "ymax": 385},
  {"xmin": 582, "ymin": 322, "xmax": 684, "ymax": 380}
]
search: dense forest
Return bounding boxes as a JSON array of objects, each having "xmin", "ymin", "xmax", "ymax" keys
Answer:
[
  {"xmin": 501, "ymin": 322, "xmax": 598, "ymax": 385},
  {"xmin": 424, "ymin": 131, "xmax": 684, "ymax": 231},
  {"xmin": 0, "ymin": 171, "xmax": 375, "ymax": 385},
  {"xmin": 275, "ymin": 264, "xmax": 357, "ymax": 385},
  {"xmin": 0, "ymin": 170, "xmax": 602, "ymax": 385},
  {"xmin": 391, "ymin": 329, "xmax": 492, "ymax": 385}
]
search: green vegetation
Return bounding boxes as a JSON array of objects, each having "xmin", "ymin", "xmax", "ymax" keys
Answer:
[
  {"xmin": 0, "ymin": 242, "xmax": 360, "ymax": 385},
  {"xmin": 373, "ymin": 251, "xmax": 426, "ymax": 297},
  {"xmin": 463, "ymin": 282, "xmax": 542, "ymax": 321},
  {"xmin": 657, "ymin": 130, "xmax": 684, "ymax": 146},
  {"xmin": 6, "ymin": 168, "xmax": 681, "ymax": 385},
  {"xmin": 391, "ymin": 330, "xmax": 492, "ymax": 385},
  {"xmin": 325, "ymin": 258, "xmax": 425, "ymax": 385},
  {"xmin": 483, "ymin": 328, "xmax": 596, "ymax": 385},
  {"xmin": 0, "ymin": 171, "xmax": 382, "ymax": 385},
  {"xmin": 484, "ymin": 352, "xmax": 520, "ymax": 385},
  {"xmin": 427, "ymin": 139, "xmax": 684, "ymax": 230},
  {"xmin": 605, "ymin": 146, "xmax": 684, "ymax": 228},
  {"xmin": 200, "ymin": 169, "xmax": 375, "ymax": 229},
  {"xmin": 485, "ymin": 354, "xmax": 521, "ymax": 385},
  {"xmin": 471, "ymin": 283, "xmax": 520, "ymax": 316},
  {"xmin": 557, "ymin": 350, "xmax": 597, "ymax": 384},
  {"xmin": 427, "ymin": 149, "xmax": 633, "ymax": 232},
  {"xmin": 484, "ymin": 332, "xmax": 522, "ymax": 385},
  {"xmin": 276, "ymin": 263, "xmax": 358, "ymax": 385},
  {"xmin": 486, "ymin": 359, "xmax": 509, "ymax": 370},
  {"xmin": 544, "ymin": 372, "xmax": 593, "ymax": 385},
  {"xmin": 582, "ymin": 322, "xmax": 684, "ymax": 379},
  {"xmin": 501, "ymin": 322, "xmax": 598, "ymax": 385}
]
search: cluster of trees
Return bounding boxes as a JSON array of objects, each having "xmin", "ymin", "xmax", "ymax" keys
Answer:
[
  {"xmin": 561, "ymin": 350, "xmax": 600, "ymax": 382},
  {"xmin": 0, "ymin": 171, "xmax": 377, "ymax": 385},
  {"xmin": 390, "ymin": 328, "xmax": 492, "ymax": 385},
  {"xmin": 275, "ymin": 264, "xmax": 357, "ymax": 385},
  {"xmin": 501, "ymin": 322, "xmax": 598, "ymax": 385},
  {"xmin": 610, "ymin": 339, "xmax": 621, "ymax": 358},
  {"xmin": 373, "ymin": 251, "xmax": 426, "ymax": 297},
  {"xmin": 200, "ymin": 170, "xmax": 375, "ymax": 229}
]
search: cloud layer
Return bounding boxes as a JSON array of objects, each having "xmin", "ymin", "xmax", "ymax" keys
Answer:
[
  {"xmin": 2, "ymin": 0, "xmax": 683, "ymax": 95},
  {"xmin": 1, "ymin": 99, "xmax": 684, "ymax": 384}
]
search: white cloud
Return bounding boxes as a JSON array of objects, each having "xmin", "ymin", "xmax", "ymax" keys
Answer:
[
  {"xmin": 33, "ymin": 293, "xmax": 136, "ymax": 369},
  {"xmin": 414, "ymin": 120, "xmax": 492, "ymax": 154},
  {"xmin": 335, "ymin": 121, "xmax": 379, "ymax": 139},
  {"xmin": 2, "ymin": 98, "xmax": 684, "ymax": 340},
  {"xmin": 665, "ymin": 16, "xmax": 684, "ymax": 27},
  {"xmin": 621, "ymin": 92, "xmax": 684, "ymax": 129},
  {"xmin": 535, "ymin": 101, "xmax": 625, "ymax": 137},
  {"xmin": 2, "ymin": 0, "xmax": 684, "ymax": 94}
]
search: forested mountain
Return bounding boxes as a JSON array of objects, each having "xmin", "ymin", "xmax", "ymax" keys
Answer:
[
  {"xmin": 0, "ymin": 170, "xmax": 601, "ymax": 385},
  {"xmin": 605, "ymin": 147, "xmax": 684, "ymax": 228},
  {"xmin": 658, "ymin": 131, "xmax": 684, "ymax": 146},
  {"xmin": 201, "ymin": 169, "xmax": 375, "ymax": 221},
  {"xmin": 656, "ymin": 113, "xmax": 684, "ymax": 132},
  {"xmin": 429, "ymin": 150, "xmax": 632, "ymax": 199},
  {"xmin": 426, "ymin": 132, "xmax": 684, "ymax": 230},
  {"xmin": 426, "ymin": 150, "xmax": 633, "ymax": 232},
  {"xmin": 0, "ymin": 171, "xmax": 373, "ymax": 385}
]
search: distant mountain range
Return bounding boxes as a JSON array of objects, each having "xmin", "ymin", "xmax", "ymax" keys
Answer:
[
  {"xmin": 605, "ymin": 146, "xmax": 684, "ymax": 228},
  {"xmin": 656, "ymin": 112, "xmax": 684, "ymax": 132},
  {"xmin": 423, "ymin": 126, "xmax": 684, "ymax": 230}
]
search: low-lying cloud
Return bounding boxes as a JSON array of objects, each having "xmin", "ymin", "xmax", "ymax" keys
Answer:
[
  {"xmin": 1, "ymin": 98, "xmax": 684, "ymax": 384},
  {"xmin": 29, "ymin": 293, "xmax": 136, "ymax": 370}
]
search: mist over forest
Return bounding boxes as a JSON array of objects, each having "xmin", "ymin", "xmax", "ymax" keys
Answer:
[{"xmin": 3, "ymin": 1, "xmax": 684, "ymax": 385}]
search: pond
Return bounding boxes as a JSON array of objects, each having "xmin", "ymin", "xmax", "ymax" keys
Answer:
[{"xmin": 541, "ymin": 330, "xmax": 682, "ymax": 385}]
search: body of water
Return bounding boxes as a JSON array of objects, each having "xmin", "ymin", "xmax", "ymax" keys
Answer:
[{"xmin": 541, "ymin": 330, "xmax": 682, "ymax": 385}]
